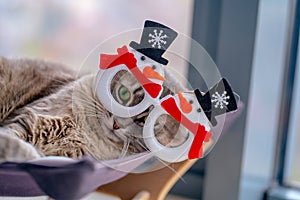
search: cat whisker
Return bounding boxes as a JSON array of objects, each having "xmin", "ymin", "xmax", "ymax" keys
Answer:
[
  {"xmin": 73, "ymin": 84, "xmax": 119, "ymax": 118},
  {"xmin": 120, "ymin": 139, "xmax": 130, "ymax": 159},
  {"xmin": 73, "ymin": 89, "xmax": 105, "ymax": 110},
  {"xmin": 72, "ymin": 97, "xmax": 99, "ymax": 109},
  {"xmin": 72, "ymin": 96, "xmax": 105, "ymax": 113},
  {"xmin": 73, "ymin": 83, "xmax": 112, "ymax": 106},
  {"xmin": 73, "ymin": 109, "xmax": 100, "ymax": 115},
  {"xmin": 42, "ymin": 77, "xmax": 76, "ymax": 90},
  {"xmin": 135, "ymin": 139, "xmax": 149, "ymax": 152},
  {"xmin": 114, "ymin": 131, "xmax": 128, "ymax": 142},
  {"xmin": 73, "ymin": 99, "xmax": 109, "ymax": 119},
  {"xmin": 75, "ymin": 114, "xmax": 100, "ymax": 117},
  {"xmin": 72, "ymin": 111, "xmax": 107, "ymax": 120},
  {"xmin": 154, "ymin": 157, "xmax": 187, "ymax": 184},
  {"xmin": 135, "ymin": 139, "xmax": 186, "ymax": 183}
]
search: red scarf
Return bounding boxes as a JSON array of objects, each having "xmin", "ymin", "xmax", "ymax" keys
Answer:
[
  {"xmin": 100, "ymin": 46, "xmax": 162, "ymax": 98},
  {"xmin": 161, "ymin": 97, "xmax": 212, "ymax": 159}
]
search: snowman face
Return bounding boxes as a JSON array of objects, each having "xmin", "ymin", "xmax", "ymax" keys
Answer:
[
  {"xmin": 174, "ymin": 92, "xmax": 211, "ymax": 131},
  {"xmin": 129, "ymin": 49, "xmax": 165, "ymax": 85}
]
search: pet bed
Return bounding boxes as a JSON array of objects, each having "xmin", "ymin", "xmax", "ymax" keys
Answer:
[
  {"xmin": 0, "ymin": 102, "xmax": 242, "ymax": 200},
  {"xmin": 0, "ymin": 153, "xmax": 152, "ymax": 200}
]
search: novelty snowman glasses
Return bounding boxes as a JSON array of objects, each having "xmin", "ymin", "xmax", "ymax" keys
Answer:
[
  {"xmin": 95, "ymin": 45, "xmax": 237, "ymax": 162},
  {"xmin": 95, "ymin": 20, "xmax": 238, "ymax": 162}
]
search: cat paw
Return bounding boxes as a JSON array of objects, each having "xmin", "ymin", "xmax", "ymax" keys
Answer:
[{"xmin": 0, "ymin": 131, "xmax": 41, "ymax": 163}]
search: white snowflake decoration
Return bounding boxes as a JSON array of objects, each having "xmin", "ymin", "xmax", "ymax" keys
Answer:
[
  {"xmin": 211, "ymin": 91, "xmax": 230, "ymax": 109},
  {"xmin": 148, "ymin": 29, "xmax": 168, "ymax": 49}
]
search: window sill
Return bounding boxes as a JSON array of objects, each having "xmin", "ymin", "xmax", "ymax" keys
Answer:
[{"xmin": 265, "ymin": 186, "xmax": 300, "ymax": 200}]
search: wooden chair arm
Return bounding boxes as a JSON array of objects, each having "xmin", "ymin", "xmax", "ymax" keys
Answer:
[{"xmin": 97, "ymin": 159, "xmax": 197, "ymax": 200}]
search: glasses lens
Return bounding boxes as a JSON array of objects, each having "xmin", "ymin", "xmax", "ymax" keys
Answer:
[
  {"xmin": 154, "ymin": 114, "xmax": 189, "ymax": 147},
  {"xmin": 110, "ymin": 70, "xmax": 145, "ymax": 107}
]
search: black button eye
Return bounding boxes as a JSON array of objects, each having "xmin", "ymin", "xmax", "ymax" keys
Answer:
[
  {"xmin": 197, "ymin": 108, "xmax": 202, "ymax": 113},
  {"xmin": 152, "ymin": 65, "xmax": 156, "ymax": 70},
  {"xmin": 141, "ymin": 56, "xmax": 146, "ymax": 61},
  {"xmin": 189, "ymin": 100, "xmax": 193, "ymax": 104}
]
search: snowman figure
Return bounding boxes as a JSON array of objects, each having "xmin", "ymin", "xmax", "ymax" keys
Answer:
[
  {"xmin": 144, "ymin": 78, "xmax": 238, "ymax": 162},
  {"xmin": 96, "ymin": 20, "xmax": 178, "ymax": 117}
]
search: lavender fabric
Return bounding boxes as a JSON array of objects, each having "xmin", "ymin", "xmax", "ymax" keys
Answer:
[
  {"xmin": 0, "ymin": 153, "xmax": 153, "ymax": 200},
  {"xmin": 0, "ymin": 102, "xmax": 243, "ymax": 200}
]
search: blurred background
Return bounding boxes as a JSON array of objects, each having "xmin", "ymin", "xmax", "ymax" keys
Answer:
[
  {"xmin": 0, "ymin": 0, "xmax": 193, "ymax": 73},
  {"xmin": 1, "ymin": 0, "xmax": 300, "ymax": 200}
]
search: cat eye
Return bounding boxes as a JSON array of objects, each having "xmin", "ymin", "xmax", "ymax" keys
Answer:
[
  {"xmin": 118, "ymin": 85, "xmax": 131, "ymax": 103},
  {"xmin": 141, "ymin": 56, "xmax": 146, "ymax": 61}
]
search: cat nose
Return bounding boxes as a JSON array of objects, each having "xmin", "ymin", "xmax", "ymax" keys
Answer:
[{"xmin": 113, "ymin": 120, "xmax": 120, "ymax": 130}]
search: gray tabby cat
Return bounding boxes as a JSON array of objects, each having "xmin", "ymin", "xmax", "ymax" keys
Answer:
[{"xmin": 0, "ymin": 57, "xmax": 187, "ymax": 162}]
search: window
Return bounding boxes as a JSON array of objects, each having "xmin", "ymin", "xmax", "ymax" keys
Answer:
[
  {"xmin": 284, "ymin": 7, "xmax": 300, "ymax": 189},
  {"xmin": 240, "ymin": 0, "xmax": 290, "ymax": 199},
  {"xmin": 263, "ymin": 0, "xmax": 300, "ymax": 199}
]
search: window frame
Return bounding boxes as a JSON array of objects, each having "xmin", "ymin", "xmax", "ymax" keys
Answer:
[
  {"xmin": 178, "ymin": 0, "xmax": 259, "ymax": 199},
  {"xmin": 172, "ymin": 0, "xmax": 300, "ymax": 199},
  {"xmin": 264, "ymin": 0, "xmax": 300, "ymax": 199}
]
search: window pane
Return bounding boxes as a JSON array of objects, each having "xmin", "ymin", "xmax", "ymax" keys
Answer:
[
  {"xmin": 285, "ymin": 31, "xmax": 300, "ymax": 187},
  {"xmin": 240, "ymin": 0, "xmax": 290, "ymax": 199}
]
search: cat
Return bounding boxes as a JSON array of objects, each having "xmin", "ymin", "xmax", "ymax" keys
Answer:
[{"xmin": 0, "ymin": 56, "xmax": 188, "ymax": 163}]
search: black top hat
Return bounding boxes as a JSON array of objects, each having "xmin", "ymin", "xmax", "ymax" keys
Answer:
[
  {"xmin": 194, "ymin": 78, "xmax": 238, "ymax": 126},
  {"xmin": 129, "ymin": 20, "xmax": 178, "ymax": 65}
]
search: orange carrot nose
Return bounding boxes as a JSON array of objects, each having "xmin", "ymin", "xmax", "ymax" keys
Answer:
[
  {"xmin": 143, "ymin": 66, "xmax": 165, "ymax": 81},
  {"xmin": 178, "ymin": 92, "xmax": 193, "ymax": 114}
]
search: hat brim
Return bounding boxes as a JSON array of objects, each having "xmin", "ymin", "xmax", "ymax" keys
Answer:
[
  {"xmin": 129, "ymin": 41, "xmax": 168, "ymax": 65},
  {"xmin": 194, "ymin": 89, "xmax": 217, "ymax": 126}
]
